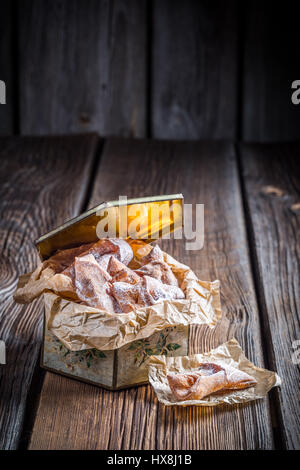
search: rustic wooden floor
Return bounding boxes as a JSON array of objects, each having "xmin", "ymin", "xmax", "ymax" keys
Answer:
[{"xmin": 0, "ymin": 135, "xmax": 299, "ymax": 450}]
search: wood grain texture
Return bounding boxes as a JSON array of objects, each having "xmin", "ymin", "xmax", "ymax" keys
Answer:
[
  {"xmin": 0, "ymin": 0, "xmax": 14, "ymax": 134},
  {"xmin": 0, "ymin": 134, "xmax": 98, "ymax": 449},
  {"xmin": 151, "ymin": 0, "xmax": 238, "ymax": 139},
  {"xmin": 240, "ymin": 143, "xmax": 300, "ymax": 449},
  {"xmin": 18, "ymin": 0, "xmax": 147, "ymax": 137},
  {"xmin": 242, "ymin": 0, "xmax": 300, "ymax": 141},
  {"xmin": 29, "ymin": 138, "xmax": 274, "ymax": 450}
]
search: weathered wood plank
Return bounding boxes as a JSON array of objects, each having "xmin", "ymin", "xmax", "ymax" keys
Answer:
[
  {"xmin": 19, "ymin": 0, "xmax": 147, "ymax": 137},
  {"xmin": 242, "ymin": 1, "xmax": 300, "ymax": 141},
  {"xmin": 0, "ymin": 134, "xmax": 98, "ymax": 449},
  {"xmin": 151, "ymin": 0, "xmax": 238, "ymax": 139},
  {"xmin": 30, "ymin": 138, "xmax": 274, "ymax": 450},
  {"xmin": 0, "ymin": 0, "xmax": 14, "ymax": 134},
  {"xmin": 240, "ymin": 143, "xmax": 300, "ymax": 449}
]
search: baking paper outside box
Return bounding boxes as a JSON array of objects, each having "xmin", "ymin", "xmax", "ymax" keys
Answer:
[
  {"xmin": 148, "ymin": 338, "xmax": 282, "ymax": 406},
  {"xmin": 14, "ymin": 194, "xmax": 221, "ymax": 388}
]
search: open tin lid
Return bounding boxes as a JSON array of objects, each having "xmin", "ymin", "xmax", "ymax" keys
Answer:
[{"xmin": 36, "ymin": 194, "xmax": 184, "ymax": 260}]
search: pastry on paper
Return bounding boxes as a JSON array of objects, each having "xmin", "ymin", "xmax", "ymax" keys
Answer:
[
  {"xmin": 167, "ymin": 363, "xmax": 257, "ymax": 401},
  {"xmin": 148, "ymin": 339, "xmax": 281, "ymax": 406}
]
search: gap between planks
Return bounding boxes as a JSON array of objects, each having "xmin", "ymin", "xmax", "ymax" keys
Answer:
[
  {"xmin": 238, "ymin": 142, "xmax": 300, "ymax": 450},
  {"xmin": 235, "ymin": 142, "xmax": 285, "ymax": 449}
]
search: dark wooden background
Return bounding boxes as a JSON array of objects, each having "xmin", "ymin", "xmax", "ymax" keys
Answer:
[
  {"xmin": 1, "ymin": 0, "xmax": 300, "ymax": 141},
  {"xmin": 0, "ymin": 0, "xmax": 300, "ymax": 451}
]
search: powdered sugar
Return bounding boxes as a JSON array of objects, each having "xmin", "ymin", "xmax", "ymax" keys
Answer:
[
  {"xmin": 42, "ymin": 240, "xmax": 185, "ymax": 313},
  {"xmin": 107, "ymin": 256, "xmax": 140, "ymax": 284}
]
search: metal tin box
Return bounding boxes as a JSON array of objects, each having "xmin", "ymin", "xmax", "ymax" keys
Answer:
[{"xmin": 37, "ymin": 194, "xmax": 190, "ymax": 389}]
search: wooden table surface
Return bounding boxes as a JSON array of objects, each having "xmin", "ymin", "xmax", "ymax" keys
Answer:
[{"xmin": 0, "ymin": 135, "xmax": 299, "ymax": 450}]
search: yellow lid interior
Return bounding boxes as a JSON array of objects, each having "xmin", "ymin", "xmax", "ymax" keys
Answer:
[{"xmin": 36, "ymin": 194, "xmax": 184, "ymax": 260}]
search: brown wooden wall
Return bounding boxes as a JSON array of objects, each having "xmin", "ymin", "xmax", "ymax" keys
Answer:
[{"xmin": 0, "ymin": 0, "xmax": 300, "ymax": 141}]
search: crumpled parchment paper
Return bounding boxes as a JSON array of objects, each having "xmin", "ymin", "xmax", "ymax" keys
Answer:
[
  {"xmin": 14, "ymin": 249, "xmax": 221, "ymax": 351},
  {"xmin": 148, "ymin": 338, "xmax": 281, "ymax": 406}
]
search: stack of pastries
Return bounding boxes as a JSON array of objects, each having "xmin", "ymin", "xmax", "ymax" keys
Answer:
[{"xmin": 42, "ymin": 238, "xmax": 185, "ymax": 313}]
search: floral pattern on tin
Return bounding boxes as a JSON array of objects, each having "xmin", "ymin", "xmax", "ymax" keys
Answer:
[
  {"xmin": 45, "ymin": 332, "xmax": 106, "ymax": 370},
  {"xmin": 126, "ymin": 327, "xmax": 181, "ymax": 367}
]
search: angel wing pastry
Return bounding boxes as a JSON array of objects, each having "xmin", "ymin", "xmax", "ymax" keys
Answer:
[
  {"xmin": 167, "ymin": 363, "xmax": 257, "ymax": 401},
  {"xmin": 136, "ymin": 245, "xmax": 179, "ymax": 286},
  {"xmin": 107, "ymin": 256, "xmax": 140, "ymax": 284},
  {"xmin": 14, "ymin": 238, "xmax": 135, "ymax": 305},
  {"xmin": 111, "ymin": 275, "xmax": 185, "ymax": 312},
  {"xmin": 71, "ymin": 254, "xmax": 118, "ymax": 312},
  {"xmin": 43, "ymin": 242, "xmax": 95, "ymax": 273},
  {"xmin": 137, "ymin": 276, "xmax": 184, "ymax": 306},
  {"xmin": 14, "ymin": 239, "xmax": 186, "ymax": 314},
  {"xmin": 136, "ymin": 261, "xmax": 179, "ymax": 287},
  {"xmin": 111, "ymin": 281, "xmax": 139, "ymax": 313},
  {"xmin": 140, "ymin": 244, "xmax": 164, "ymax": 264},
  {"xmin": 62, "ymin": 238, "xmax": 133, "ymax": 277}
]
